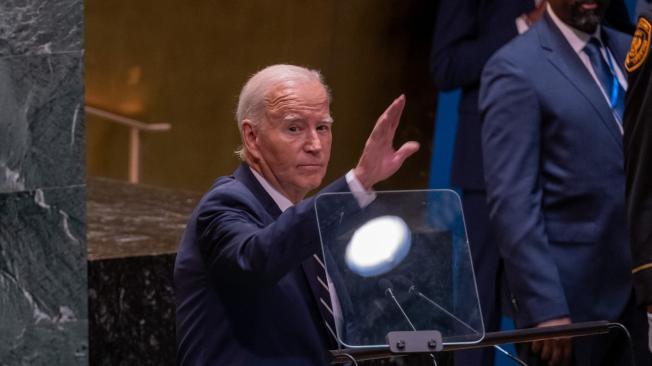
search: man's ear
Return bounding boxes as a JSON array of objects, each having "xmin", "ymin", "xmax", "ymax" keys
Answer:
[{"xmin": 242, "ymin": 119, "xmax": 260, "ymax": 160}]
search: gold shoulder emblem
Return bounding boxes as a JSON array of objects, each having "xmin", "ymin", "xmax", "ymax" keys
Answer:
[{"xmin": 626, "ymin": 17, "xmax": 651, "ymax": 72}]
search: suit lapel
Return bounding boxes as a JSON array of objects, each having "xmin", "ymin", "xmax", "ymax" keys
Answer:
[
  {"xmin": 234, "ymin": 163, "xmax": 338, "ymax": 345},
  {"xmin": 537, "ymin": 14, "xmax": 623, "ymax": 148},
  {"xmin": 233, "ymin": 163, "xmax": 282, "ymax": 220}
]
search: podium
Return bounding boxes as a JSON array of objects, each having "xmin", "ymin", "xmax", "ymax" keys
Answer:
[{"xmin": 314, "ymin": 190, "xmax": 635, "ymax": 365}]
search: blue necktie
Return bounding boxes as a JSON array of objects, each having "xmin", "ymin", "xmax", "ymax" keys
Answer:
[{"xmin": 584, "ymin": 37, "xmax": 625, "ymax": 123}]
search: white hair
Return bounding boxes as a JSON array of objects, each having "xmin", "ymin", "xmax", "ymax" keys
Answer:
[{"xmin": 234, "ymin": 64, "xmax": 330, "ymax": 160}]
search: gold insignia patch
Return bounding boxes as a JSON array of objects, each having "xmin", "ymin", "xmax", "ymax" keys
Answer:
[{"xmin": 626, "ymin": 17, "xmax": 651, "ymax": 72}]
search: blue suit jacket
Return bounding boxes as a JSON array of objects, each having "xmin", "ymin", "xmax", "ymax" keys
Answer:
[
  {"xmin": 480, "ymin": 14, "xmax": 633, "ymax": 327},
  {"xmin": 174, "ymin": 164, "xmax": 349, "ymax": 365},
  {"xmin": 431, "ymin": 0, "xmax": 534, "ymax": 189}
]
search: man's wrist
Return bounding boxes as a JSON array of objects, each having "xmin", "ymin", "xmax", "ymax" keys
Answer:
[
  {"xmin": 352, "ymin": 167, "xmax": 372, "ymax": 191},
  {"xmin": 536, "ymin": 316, "xmax": 571, "ymax": 328},
  {"xmin": 346, "ymin": 170, "xmax": 376, "ymax": 208}
]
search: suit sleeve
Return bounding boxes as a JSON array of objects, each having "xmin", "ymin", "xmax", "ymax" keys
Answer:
[
  {"xmin": 196, "ymin": 177, "xmax": 351, "ymax": 287},
  {"xmin": 430, "ymin": 0, "xmax": 521, "ymax": 90},
  {"xmin": 479, "ymin": 54, "xmax": 570, "ymax": 327},
  {"xmin": 625, "ymin": 11, "xmax": 652, "ymax": 306}
]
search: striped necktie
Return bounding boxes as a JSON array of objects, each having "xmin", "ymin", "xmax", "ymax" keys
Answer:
[
  {"xmin": 584, "ymin": 37, "xmax": 625, "ymax": 123},
  {"xmin": 312, "ymin": 253, "xmax": 340, "ymax": 345}
]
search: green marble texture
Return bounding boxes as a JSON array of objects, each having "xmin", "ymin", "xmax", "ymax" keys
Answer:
[
  {"xmin": 0, "ymin": 0, "xmax": 86, "ymax": 364},
  {"xmin": 0, "ymin": 0, "xmax": 82, "ymax": 56},
  {"xmin": 0, "ymin": 187, "xmax": 87, "ymax": 364},
  {"xmin": 0, "ymin": 54, "xmax": 84, "ymax": 193}
]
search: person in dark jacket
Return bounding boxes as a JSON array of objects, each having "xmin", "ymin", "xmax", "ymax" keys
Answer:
[
  {"xmin": 624, "ymin": 6, "xmax": 652, "ymax": 354},
  {"xmin": 174, "ymin": 64, "xmax": 419, "ymax": 366}
]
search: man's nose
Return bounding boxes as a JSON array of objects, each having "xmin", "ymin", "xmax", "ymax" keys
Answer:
[{"xmin": 304, "ymin": 130, "xmax": 322, "ymax": 152}]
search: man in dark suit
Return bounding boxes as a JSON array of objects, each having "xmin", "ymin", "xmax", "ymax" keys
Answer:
[
  {"xmin": 430, "ymin": 1, "xmax": 542, "ymax": 364},
  {"xmin": 174, "ymin": 64, "xmax": 419, "ymax": 365},
  {"xmin": 624, "ymin": 7, "xmax": 652, "ymax": 354},
  {"xmin": 480, "ymin": 0, "xmax": 649, "ymax": 364}
]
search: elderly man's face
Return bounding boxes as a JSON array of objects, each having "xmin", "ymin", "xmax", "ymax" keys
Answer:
[{"xmin": 250, "ymin": 79, "xmax": 332, "ymax": 202}]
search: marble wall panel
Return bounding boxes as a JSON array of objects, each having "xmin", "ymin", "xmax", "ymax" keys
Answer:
[
  {"xmin": 0, "ymin": 0, "xmax": 86, "ymax": 364},
  {"xmin": 0, "ymin": 0, "xmax": 83, "ymax": 56},
  {"xmin": 0, "ymin": 53, "xmax": 84, "ymax": 193},
  {"xmin": 0, "ymin": 186, "xmax": 87, "ymax": 365}
]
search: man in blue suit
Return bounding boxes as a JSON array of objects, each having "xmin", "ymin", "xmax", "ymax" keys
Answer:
[
  {"xmin": 480, "ymin": 0, "xmax": 649, "ymax": 364},
  {"xmin": 430, "ymin": 2, "xmax": 541, "ymax": 364},
  {"xmin": 174, "ymin": 64, "xmax": 419, "ymax": 365}
]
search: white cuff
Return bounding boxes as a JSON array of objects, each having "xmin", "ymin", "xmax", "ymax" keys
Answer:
[
  {"xmin": 345, "ymin": 170, "xmax": 376, "ymax": 208},
  {"xmin": 515, "ymin": 15, "xmax": 530, "ymax": 34}
]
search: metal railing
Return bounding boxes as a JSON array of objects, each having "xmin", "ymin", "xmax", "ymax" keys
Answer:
[
  {"xmin": 85, "ymin": 106, "xmax": 171, "ymax": 184},
  {"xmin": 331, "ymin": 321, "xmax": 632, "ymax": 364}
]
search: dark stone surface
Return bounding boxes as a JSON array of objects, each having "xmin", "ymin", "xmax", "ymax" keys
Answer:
[
  {"xmin": 0, "ymin": 186, "xmax": 88, "ymax": 364},
  {"xmin": 0, "ymin": 0, "xmax": 83, "ymax": 56},
  {"xmin": 0, "ymin": 53, "xmax": 84, "ymax": 193},
  {"xmin": 87, "ymin": 177, "xmax": 201, "ymax": 260},
  {"xmin": 89, "ymin": 254, "xmax": 176, "ymax": 366},
  {"xmin": 87, "ymin": 177, "xmax": 200, "ymax": 365}
]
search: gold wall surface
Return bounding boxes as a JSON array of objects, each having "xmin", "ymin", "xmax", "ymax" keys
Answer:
[{"xmin": 85, "ymin": 0, "xmax": 437, "ymax": 192}]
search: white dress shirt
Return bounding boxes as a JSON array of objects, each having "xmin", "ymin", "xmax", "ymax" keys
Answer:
[{"xmin": 547, "ymin": 4, "xmax": 628, "ymax": 133}]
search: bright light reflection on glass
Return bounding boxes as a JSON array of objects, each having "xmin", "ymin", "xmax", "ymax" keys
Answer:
[{"xmin": 345, "ymin": 215, "xmax": 411, "ymax": 277}]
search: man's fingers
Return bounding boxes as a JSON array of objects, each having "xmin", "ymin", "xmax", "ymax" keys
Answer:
[
  {"xmin": 370, "ymin": 95, "xmax": 405, "ymax": 141},
  {"xmin": 394, "ymin": 141, "xmax": 420, "ymax": 164},
  {"xmin": 531, "ymin": 340, "xmax": 542, "ymax": 354},
  {"xmin": 533, "ymin": 317, "xmax": 572, "ymax": 364},
  {"xmin": 561, "ymin": 339, "xmax": 572, "ymax": 365},
  {"xmin": 355, "ymin": 94, "xmax": 415, "ymax": 188},
  {"xmin": 549, "ymin": 340, "xmax": 562, "ymax": 365},
  {"xmin": 386, "ymin": 94, "xmax": 406, "ymax": 128},
  {"xmin": 368, "ymin": 95, "xmax": 407, "ymax": 144},
  {"xmin": 550, "ymin": 338, "xmax": 572, "ymax": 366},
  {"xmin": 540, "ymin": 340, "xmax": 552, "ymax": 361},
  {"xmin": 532, "ymin": 337, "xmax": 571, "ymax": 365},
  {"xmin": 369, "ymin": 113, "xmax": 393, "ymax": 142}
]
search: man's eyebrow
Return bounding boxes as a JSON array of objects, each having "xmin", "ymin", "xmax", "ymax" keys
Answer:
[
  {"xmin": 281, "ymin": 114, "xmax": 303, "ymax": 123},
  {"xmin": 280, "ymin": 115, "xmax": 334, "ymax": 124}
]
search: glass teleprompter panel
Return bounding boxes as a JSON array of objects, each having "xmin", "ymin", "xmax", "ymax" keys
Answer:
[{"xmin": 315, "ymin": 190, "xmax": 484, "ymax": 349}]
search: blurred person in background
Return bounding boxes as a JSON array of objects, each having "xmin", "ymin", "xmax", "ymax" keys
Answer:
[{"xmin": 431, "ymin": 1, "xmax": 544, "ymax": 364}]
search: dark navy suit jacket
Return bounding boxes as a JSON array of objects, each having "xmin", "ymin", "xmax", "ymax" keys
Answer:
[
  {"xmin": 174, "ymin": 163, "xmax": 349, "ymax": 365},
  {"xmin": 480, "ymin": 13, "xmax": 633, "ymax": 327}
]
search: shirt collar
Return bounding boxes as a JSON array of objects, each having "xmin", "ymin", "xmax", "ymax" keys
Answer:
[
  {"xmin": 249, "ymin": 167, "xmax": 293, "ymax": 212},
  {"xmin": 547, "ymin": 3, "xmax": 602, "ymax": 54}
]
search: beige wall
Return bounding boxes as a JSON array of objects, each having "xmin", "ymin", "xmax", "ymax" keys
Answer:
[{"xmin": 85, "ymin": 0, "xmax": 437, "ymax": 192}]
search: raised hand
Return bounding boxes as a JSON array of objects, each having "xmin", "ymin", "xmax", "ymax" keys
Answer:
[{"xmin": 353, "ymin": 94, "xmax": 420, "ymax": 190}]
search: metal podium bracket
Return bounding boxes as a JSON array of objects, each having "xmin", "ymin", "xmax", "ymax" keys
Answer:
[{"xmin": 386, "ymin": 330, "xmax": 443, "ymax": 353}]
